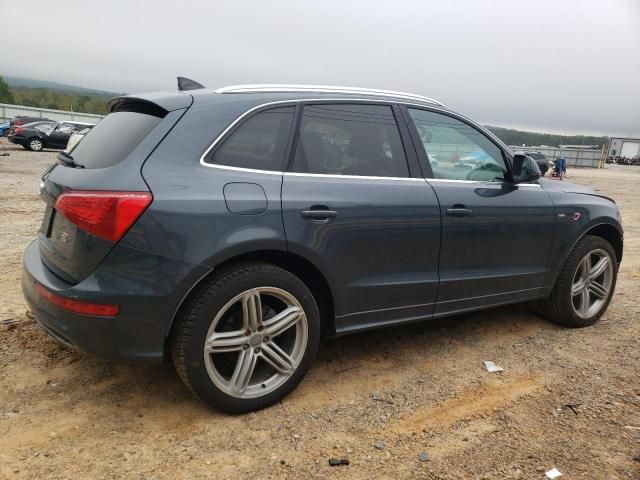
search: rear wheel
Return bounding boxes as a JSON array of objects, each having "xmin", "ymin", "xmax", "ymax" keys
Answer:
[
  {"xmin": 538, "ymin": 235, "xmax": 617, "ymax": 327},
  {"xmin": 27, "ymin": 137, "xmax": 43, "ymax": 151},
  {"xmin": 171, "ymin": 263, "xmax": 321, "ymax": 413}
]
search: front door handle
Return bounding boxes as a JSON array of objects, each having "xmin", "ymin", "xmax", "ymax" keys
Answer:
[
  {"xmin": 301, "ymin": 207, "xmax": 338, "ymax": 220},
  {"xmin": 446, "ymin": 205, "xmax": 473, "ymax": 217}
]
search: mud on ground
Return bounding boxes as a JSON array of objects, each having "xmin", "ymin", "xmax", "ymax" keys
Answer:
[{"xmin": 1, "ymin": 139, "xmax": 638, "ymax": 479}]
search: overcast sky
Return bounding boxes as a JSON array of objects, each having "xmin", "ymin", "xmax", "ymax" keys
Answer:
[{"xmin": 2, "ymin": 0, "xmax": 639, "ymax": 136}]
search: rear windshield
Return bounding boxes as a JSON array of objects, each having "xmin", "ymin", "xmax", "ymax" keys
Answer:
[{"xmin": 69, "ymin": 111, "xmax": 161, "ymax": 168}]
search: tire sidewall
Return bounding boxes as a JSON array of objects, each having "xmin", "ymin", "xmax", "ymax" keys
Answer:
[
  {"xmin": 180, "ymin": 265, "xmax": 321, "ymax": 413},
  {"xmin": 560, "ymin": 235, "xmax": 618, "ymax": 326}
]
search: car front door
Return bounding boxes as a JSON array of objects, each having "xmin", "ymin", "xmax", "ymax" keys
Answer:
[
  {"xmin": 282, "ymin": 103, "xmax": 441, "ymax": 333},
  {"xmin": 404, "ymin": 107, "xmax": 556, "ymax": 315},
  {"xmin": 46, "ymin": 124, "xmax": 73, "ymax": 148}
]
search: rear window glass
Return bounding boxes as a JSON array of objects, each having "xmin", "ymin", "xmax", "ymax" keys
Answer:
[
  {"xmin": 205, "ymin": 106, "xmax": 295, "ymax": 171},
  {"xmin": 69, "ymin": 111, "xmax": 161, "ymax": 168}
]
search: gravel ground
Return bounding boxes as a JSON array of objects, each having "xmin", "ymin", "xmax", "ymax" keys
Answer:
[{"xmin": 1, "ymin": 138, "xmax": 639, "ymax": 479}]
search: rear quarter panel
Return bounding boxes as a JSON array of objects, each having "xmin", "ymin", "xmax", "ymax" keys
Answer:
[{"xmin": 125, "ymin": 94, "xmax": 290, "ymax": 266}]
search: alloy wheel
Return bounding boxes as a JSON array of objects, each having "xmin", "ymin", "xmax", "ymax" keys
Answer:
[
  {"xmin": 571, "ymin": 248, "xmax": 613, "ymax": 319},
  {"xmin": 203, "ymin": 287, "xmax": 308, "ymax": 398},
  {"xmin": 30, "ymin": 139, "xmax": 43, "ymax": 151}
]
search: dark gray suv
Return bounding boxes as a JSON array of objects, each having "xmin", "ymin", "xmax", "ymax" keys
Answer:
[{"xmin": 22, "ymin": 85, "xmax": 623, "ymax": 413}]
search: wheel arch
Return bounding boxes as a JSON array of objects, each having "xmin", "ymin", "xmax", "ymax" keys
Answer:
[
  {"xmin": 551, "ymin": 219, "xmax": 623, "ymax": 288},
  {"xmin": 586, "ymin": 223, "xmax": 623, "ymax": 264},
  {"xmin": 166, "ymin": 249, "xmax": 336, "ymax": 354}
]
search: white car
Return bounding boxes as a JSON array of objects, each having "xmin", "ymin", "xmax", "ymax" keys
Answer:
[{"xmin": 65, "ymin": 127, "xmax": 91, "ymax": 152}]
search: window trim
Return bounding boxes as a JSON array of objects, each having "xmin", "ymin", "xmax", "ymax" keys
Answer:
[
  {"xmin": 198, "ymin": 98, "xmax": 516, "ymax": 181},
  {"xmin": 400, "ymin": 104, "xmax": 515, "ymax": 181},
  {"xmin": 201, "ymin": 102, "xmax": 297, "ymax": 172}
]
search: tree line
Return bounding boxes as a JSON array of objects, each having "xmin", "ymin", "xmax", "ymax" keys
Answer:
[
  {"xmin": 0, "ymin": 75, "xmax": 109, "ymax": 115},
  {"xmin": 487, "ymin": 126, "xmax": 607, "ymax": 148}
]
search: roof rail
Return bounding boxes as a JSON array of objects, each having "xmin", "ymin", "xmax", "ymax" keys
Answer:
[{"xmin": 214, "ymin": 84, "xmax": 446, "ymax": 107}]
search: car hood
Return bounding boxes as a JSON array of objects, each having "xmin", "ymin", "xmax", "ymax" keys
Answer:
[{"xmin": 539, "ymin": 179, "xmax": 615, "ymax": 203}]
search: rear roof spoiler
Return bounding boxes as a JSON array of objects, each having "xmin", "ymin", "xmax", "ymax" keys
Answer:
[{"xmin": 107, "ymin": 91, "xmax": 193, "ymax": 113}]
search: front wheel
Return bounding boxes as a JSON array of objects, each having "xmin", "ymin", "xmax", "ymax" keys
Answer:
[
  {"xmin": 538, "ymin": 235, "xmax": 618, "ymax": 327},
  {"xmin": 171, "ymin": 263, "xmax": 321, "ymax": 413}
]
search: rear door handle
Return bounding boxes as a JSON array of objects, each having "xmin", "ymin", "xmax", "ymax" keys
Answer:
[
  {"xmin": 446, "ymin": 206, "xmax": 473, "ymax": 217},
  {"xmin": 300, "ymin": 207, "xmax": 338, "ymax": 220}
]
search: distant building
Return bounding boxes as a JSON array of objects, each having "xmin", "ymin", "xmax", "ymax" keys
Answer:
[{"xmin": 607, "ymin": 137, "xmax": 640, "ymax": 157}]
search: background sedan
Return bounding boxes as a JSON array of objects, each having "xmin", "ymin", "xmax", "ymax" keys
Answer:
[{"xmin": 8, "ymin": 121, "xmax": 77, "ymax": 151}]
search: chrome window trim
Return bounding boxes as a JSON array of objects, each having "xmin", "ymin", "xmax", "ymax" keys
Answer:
[
  {"xmin": 284, "ymin": 172, "xmax": 425, "ymax": 182},
  {"xmin": 200, "ymin": 163, "xmax": 427, "ymax": 182},
  {"xmin": 215, "ymin": 84, "xmax": 445, "ymax": 107},
  {"xmin": 199, "ymin": 98, "xmax": 513, "ymax": 178}
]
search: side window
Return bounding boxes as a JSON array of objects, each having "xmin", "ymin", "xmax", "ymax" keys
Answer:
[
  {"xmin": 205, "ymin": 106, "xmax": 294, "ymax": 171},
  {"xmin": 407, "ymin": 108, "xmax": 507, "ymax": 182},
  {"xmin": 58, "ymin": 125, "xmax": 74, "ymax": 134},
  {"xmin": 291, "ymin": 104, "xmax": 409, "ymax": 178},
  {"xmin": 35, "ymin": 124, "xmax": 54, "ymax": 135}
]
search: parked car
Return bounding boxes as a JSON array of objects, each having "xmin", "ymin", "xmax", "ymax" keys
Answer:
[
  {"xmin": 9, "ymin": 115, "xmax": 53, "ymax": 128},
  {"xmin": 8, "ymin": 121, "xmax": 77, "ymax": 151},
  {"xmin": 526, "ymin": 152, "xmax": 551, "ymax": 175},
  {"xmin": 22, "ymin": 84, "xmax": 623, "ymax": 413},
  {"xmin": 0, "ymin": 120, "xmax": 10, "ymax": 137}
]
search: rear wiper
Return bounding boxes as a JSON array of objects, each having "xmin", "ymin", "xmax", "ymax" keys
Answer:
[{"xmin": 57, "ymin": 151, "xmax": 84, "ymax": 169}]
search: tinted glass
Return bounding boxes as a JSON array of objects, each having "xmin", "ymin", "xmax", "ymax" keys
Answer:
[
  {"xmin": 291, "ymin": 104, "xmax": 409, "ymax": 177},
  {"xmin": 206, "ymin": 106, "xmax": 294, "ymax": 171},
  {"xmin": 70, "ymin": 112, "xmax": 161, "ymax": 168},
  {"xmin": 408, "ymin": 109, "xmax": 507, "ymax": 182}
]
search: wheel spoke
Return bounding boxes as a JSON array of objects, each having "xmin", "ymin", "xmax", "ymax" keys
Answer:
[
  {"xmin": 588, "ymin": 256, "xmax": 609, "ymax": 281},
  {"xmin": 589, "ymin": 281, "xmax": 608, "ymax": 299},
  {"xmin": 571, "ymin": 280, "xmax": 585, "ymax": 297},
  {"xmin": 229, "ymin": 349, "xmax": 257, "ymax": 395},
  {"xmin": 262, "ymin": 306, "xmax": 302, "ymax": 338},
  {"xmin": 579, "ymin": 255, "xmax": 591, "ymax": 278},
  {"xmin": 578, "ymin": 288, "xmax": 590, "ymax": 315},
  {"xmin": 205, "ymin": 330, "xmax": 247, "ymax": 353},
  {"xmin": 260, "ymin": 342, "xmax": 295, "ymax": 375},
  {"xmin": 241, "ymin": 289, "xmax": 262, "ymax": 331}
]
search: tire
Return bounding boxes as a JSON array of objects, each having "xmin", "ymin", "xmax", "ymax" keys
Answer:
[
  {"xmin": 171, "ymin": 262, "xmax": 321, "ymax": 413},
  {"xmin": 27, "ymin": 137, "xmax": 43, "ymax": 151},
  {"xmin": 537, "ymin": 235, "xmax": 617, "ymax": 327}
]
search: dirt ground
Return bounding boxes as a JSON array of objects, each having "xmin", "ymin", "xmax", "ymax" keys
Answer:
[{"xmin": 1, "ymin": 138, "xmax": 638, "ymax": 480}]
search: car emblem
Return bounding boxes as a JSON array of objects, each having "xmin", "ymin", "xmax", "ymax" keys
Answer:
[{"xmin": 60, "ymin": 231, "xmax": 71, "ymax": 244}]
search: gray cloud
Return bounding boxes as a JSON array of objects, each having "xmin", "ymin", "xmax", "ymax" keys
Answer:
[{"xmin": 2, "ymin": 0, "xmax": 639, "ymax": 136}]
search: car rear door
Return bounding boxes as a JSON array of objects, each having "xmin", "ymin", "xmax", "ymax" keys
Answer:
[
  {"xmin": 281, "ymin": 102, "xmax": 441, "ymax": 333},
  {"xmin": 404, "ymin": 107, "xmax": 556, "ymax": 315}
]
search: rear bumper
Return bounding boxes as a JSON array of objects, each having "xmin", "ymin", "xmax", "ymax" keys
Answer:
[
  {"xmin": 8, "ymin": 135, "xmax": 26, "ymax": 146},
  {"xmin": 22, "ymin": 239, "xmax": 211, "ymax": 363}
]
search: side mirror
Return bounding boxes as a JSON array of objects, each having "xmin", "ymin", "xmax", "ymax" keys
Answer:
[{"xmin": 511, "ymin": 154, "xmax": 541, "ymax": 183}]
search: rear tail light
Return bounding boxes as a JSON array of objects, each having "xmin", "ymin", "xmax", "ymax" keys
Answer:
[
  {"xmin": 13, "ymin": 127, "xmax": 23, "ymax": 135},
  {"xmin": 36, "ymin": 283, "xmax": 120, "ymax": 316},
  {"xmin": 54, "ymin": 191, "xmax": 152, "ymax": 242}
]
